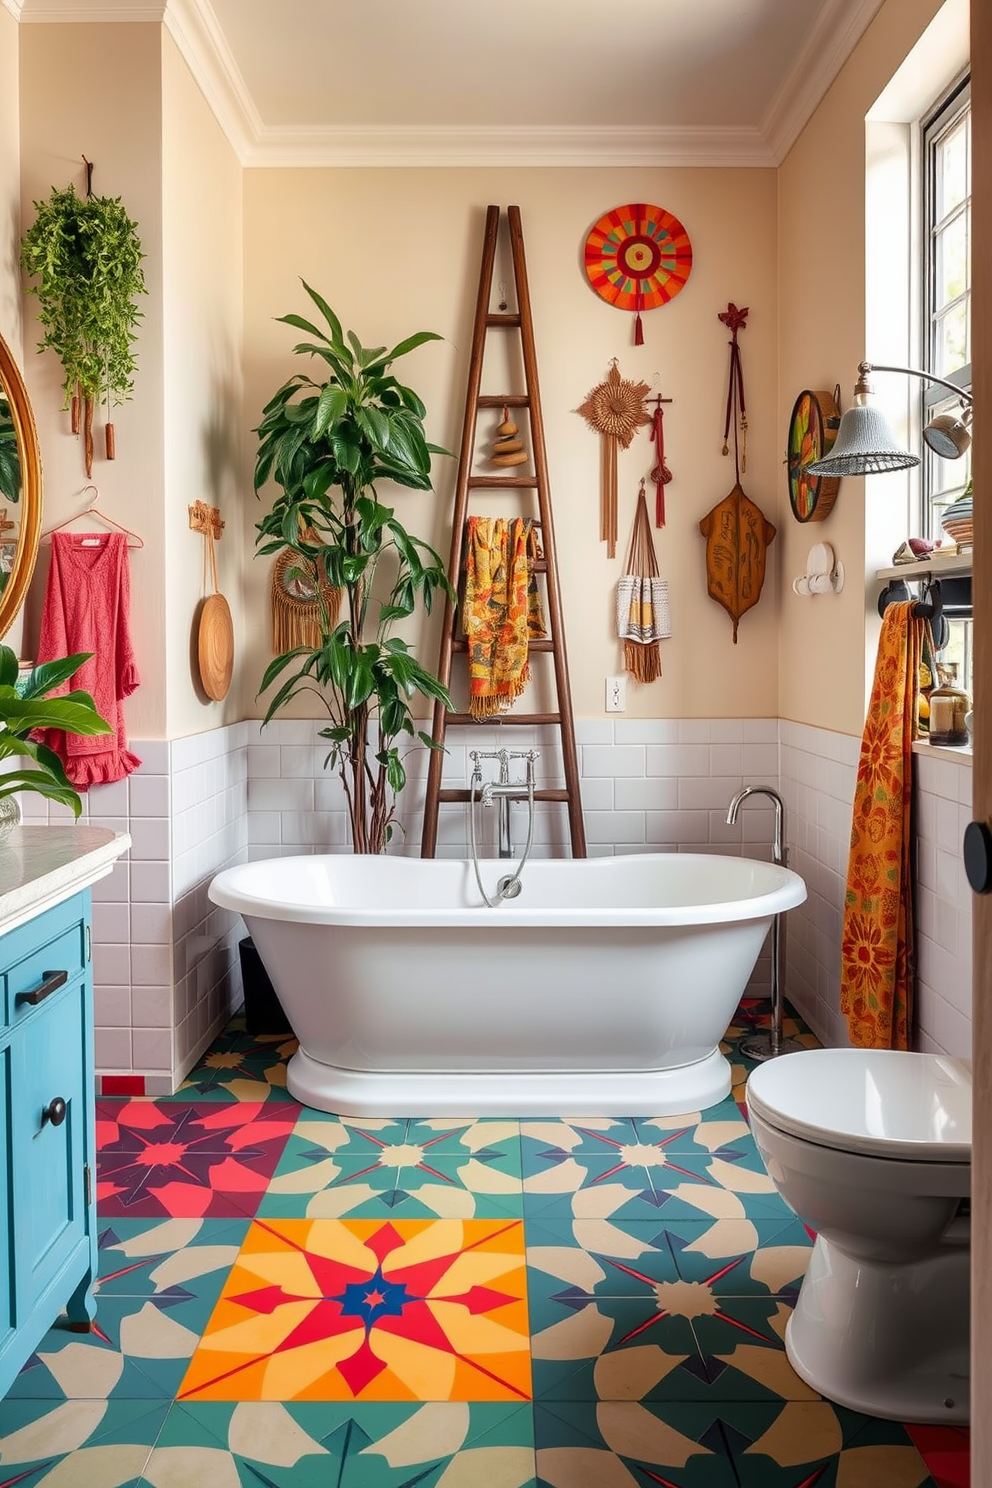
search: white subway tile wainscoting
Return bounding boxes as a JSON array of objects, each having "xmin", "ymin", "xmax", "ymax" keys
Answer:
[{"xmin": 18, "ymin": 714, "xmax": 973, "ymax": 1087}]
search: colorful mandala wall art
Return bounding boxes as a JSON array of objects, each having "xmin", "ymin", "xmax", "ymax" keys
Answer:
[{"xmin": 584, "ymin": 203, "xmax": 693, "ymax": 344}]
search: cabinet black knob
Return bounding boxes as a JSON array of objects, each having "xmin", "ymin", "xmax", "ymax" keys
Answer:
[
  {"xmin": 964, "ymin": 820, "xmax": 992, "ymax": 895},
  {"xmin": 42, "ymin": 1097, "xmax": 67, "ymax": 1129}
]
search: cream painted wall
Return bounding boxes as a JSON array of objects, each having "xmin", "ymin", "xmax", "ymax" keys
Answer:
[
  {"xmin": 161, "ymin": 31, "xmax": 245, "ymax": 738},
  {"xmin": 0, "ymin": 9, "xmax": 21, "ymax": 354},
  {"xmin": 18, "ymin": 24, "xmax": 167, "ymax": 737},
  {"xmin": 244, "ymin": 168, "xmax": 781, "ymax": 721},
  {"xmin": 777, "ymin": 0, "xmax": 949, "ymax": 738}
]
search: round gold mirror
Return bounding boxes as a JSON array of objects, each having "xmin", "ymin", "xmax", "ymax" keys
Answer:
[{"xmin": 0, "ymin": 333, "xmax": 43, "ymax": 640}]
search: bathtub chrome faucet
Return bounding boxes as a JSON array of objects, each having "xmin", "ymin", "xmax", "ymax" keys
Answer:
[
  {"xmin": 726, "ymin": 785, "xmax": 804, "ymax": 1061},
  {"xmin": 468, "ymin": 749, "xmax": 540, "ymax": 908},
  {"xmin": 472, "ymin": 749, "xmax": 540, "ymax": 859}
]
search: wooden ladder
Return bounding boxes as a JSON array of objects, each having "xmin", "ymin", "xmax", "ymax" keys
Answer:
[{"xmin": 420, "ymin": 205, "xmax": 586, "ymax": 859}]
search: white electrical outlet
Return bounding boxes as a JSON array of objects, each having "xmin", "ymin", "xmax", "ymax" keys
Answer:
[{"xmin": 605, "ymin": 675, "xmax": 626, "ymax": 712}]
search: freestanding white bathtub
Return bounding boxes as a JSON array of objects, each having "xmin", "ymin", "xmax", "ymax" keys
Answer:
[{"xmin": 209, "ymin": 853, "xmax": 806, "ymax": 1117}]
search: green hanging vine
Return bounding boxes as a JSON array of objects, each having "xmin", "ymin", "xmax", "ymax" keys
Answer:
[{"xmin": 20, "ymin": 179, "xmax": 146, "ymax": 475}]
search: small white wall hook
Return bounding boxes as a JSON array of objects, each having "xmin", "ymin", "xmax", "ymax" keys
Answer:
[{"xmin": 793, "ymin": 541, "xmax": 844, "ymax": 596}]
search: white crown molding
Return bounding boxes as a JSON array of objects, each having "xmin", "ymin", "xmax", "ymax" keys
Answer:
[
  {"xmin": 761, "ymin": 0, "xmax": 887, "ymax": 164},
  {"xmin": 18, "ymin": 3, "xmax": 166, "ymax": 17},
  {"xmin": 242, "ymin": 124, "xmax": 776, "ymax": 170},
  {"xmin": 162, "ymin": 0, "xmax": 259, "ymax": 161},
  {"xmin": 12, "ymin": 0, "xmax": 882, "ymax": 171}
]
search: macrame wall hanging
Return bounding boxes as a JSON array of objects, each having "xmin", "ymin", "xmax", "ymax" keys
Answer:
[
  {"xmin": 617, "ymin": 479, "xmax": 671, "ymax": 682},
  {"xmin": 583, "ymin": 203, "xmax": 693, "ymax": 344},
  {"xmin": 270, "ymin": 539, "xmax": 342, "ymax": 654},
  {"xmin": 698, "ymin": 303, "xmax": 776, "ymax": 643},
  {"xmin": 576, "ymin": 360, "xmax": 651, "ymax": 559}
]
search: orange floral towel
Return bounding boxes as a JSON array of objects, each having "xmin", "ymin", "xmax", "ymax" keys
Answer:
[
  {"xmin": 463, "ymin": 517, "xmax": 546, "ymax": 719},
  {"xmin": 840, "ymin": 601, "xmax": 925, "ymax": 1050}
]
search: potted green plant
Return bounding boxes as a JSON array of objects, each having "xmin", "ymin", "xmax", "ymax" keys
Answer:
[
  {"xmin": 20, "ymin": 182, "xmax": 145, "ymax": 476},
  {"xmin": 254, "ymin": 282, "xmax": 453, "ymax": 855},
  {"xmin": 0, "ymin": 643, "xmax": 112, "ymax": 830}
]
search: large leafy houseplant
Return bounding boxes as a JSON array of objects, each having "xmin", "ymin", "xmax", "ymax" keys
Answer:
[
  {"xmin": 20, "ymin": 183, "xmax": 146, "ymax": 476},
  {"xmin": 0, "ymin": 644, "xmax": 112, "ymax": 817},
  {"xmin": 255, "ymin": 282, "xmax": 453, "ymax": 854}
]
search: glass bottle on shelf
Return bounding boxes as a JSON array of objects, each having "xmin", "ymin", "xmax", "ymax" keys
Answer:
[{"xmin": 928, "ymin": 662, "xmax": 970, "ymax": 747}]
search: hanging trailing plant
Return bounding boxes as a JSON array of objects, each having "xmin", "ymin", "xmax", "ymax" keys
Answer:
[{"xmin": 20, "ymin": 180, "xmax": 146, "ymax": 475}]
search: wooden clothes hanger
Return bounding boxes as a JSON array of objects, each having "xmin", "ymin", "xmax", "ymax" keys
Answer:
[{"xmin": 42, "ymin": 485, "xmax": 144, "ymax": 548}]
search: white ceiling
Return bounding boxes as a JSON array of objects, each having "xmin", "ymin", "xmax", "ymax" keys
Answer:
[{"xmin": 12, "ymin": 0, "xmax": 886, "ymax": 165}]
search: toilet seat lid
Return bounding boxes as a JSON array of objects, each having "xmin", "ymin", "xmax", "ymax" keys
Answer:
[{"xmin": 746, "ymin": 1048, "xmax": 972, "ymax": 1162}]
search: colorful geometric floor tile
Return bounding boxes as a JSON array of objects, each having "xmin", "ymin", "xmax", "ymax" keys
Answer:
[
  {"xmin": 0, "ymin": 1398, "xmax": 170, "ymax": 1487},
  {"xmin": 259, "ymin": 1116, "xmax": 523, "ymax": 1221},
  {"xmin": 521, "ymin": 1111, "xmax": 791, "ymax": 1223},
  {"xmin": 141, "ymin": 1401, "xmax": 536, "ymax": 1488},
  {"xmin": 721, "ymin": 1400, "xmax": 938, "ymax": 1487},
  {"xmin": 526, "ymin": 1213, "xmax": 813, "ymax": 1403},
  {"xmin": 535, "ymin": 1399, "xmax": 740, "ymax": 1487},
  {"xmin": 905, "ymin": 1424, "xmax": 970, "ymax": 1488},
  {"xmin": 180, "ymin": 1217, "xmax": 532, "ymax": 1403},
  {"xmin": 7, "ymin": 1218, "xmax": 249, "ymax": 1403},
  {"xmin": 174, "ymin": 1027, "xmax": 299, "ymax": 1104},
  {"xmin": 533, "ymin": 1398, "xmax": 937, "ymax": 1488},
  {"xmin": 0, "ymin": 999, "xmax": 962, "ymax": 1487},
  {"xmin": 97, "ymin": 1101, "xmax": 297, "ymax": 1218}
]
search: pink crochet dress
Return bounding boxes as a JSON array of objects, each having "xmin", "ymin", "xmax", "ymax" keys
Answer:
[{"xmin": 36, "ymin": 531, "xmax": 141, "ymax": 788}]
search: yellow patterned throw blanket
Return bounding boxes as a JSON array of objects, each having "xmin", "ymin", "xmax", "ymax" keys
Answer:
[
  {"xmin": 464, "ymin": 516, "xmax": 546, "ymax": 718},
  {"xmin": 840, "ymin": 601, "xmax": 925, "ymax": 1050}
]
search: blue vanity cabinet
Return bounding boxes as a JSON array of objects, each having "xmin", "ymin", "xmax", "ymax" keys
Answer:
[{"xmin": 0, "ymin": 888, "xmax": 98, "ymax": 1400}]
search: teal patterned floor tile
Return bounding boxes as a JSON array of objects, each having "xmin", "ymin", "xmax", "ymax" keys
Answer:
[
  {"xmin": 8, "ymin": 1219, "xmax": 246, "ymax": 1402},
  {"xmin": 535, "ymin": 1399, "xmax": 739, "ymax": 1487},
  {"xmin": 0, "ymin": 1397, "xmax": 169, "ymax": 1486},
  {"xmin": 716, "ymin": 1400, "xmax": 936, "ymax": 1487},
  {"xmin": 258, "ymin": 1115, "xmax": 523, "ymax": 1220},
  {"xmin": 526, "ymin": 1215, "xmax": 812, "ymax": 1403},
  {"xmin": 140, "ymin": 1400, "xmax": 536, "ymax": 1487},
  {"xmin": 171, "ymin": 1031, "xmax": 299, "ymax": 1103},
  {"xmin": 521, "ymin": 1113, "xmax": 788, "ymax": 1223}
]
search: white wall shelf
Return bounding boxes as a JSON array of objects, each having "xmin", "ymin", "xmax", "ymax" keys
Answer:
[{"xmin": 875, "ymin": 553, "xmax": 972, "ymax": 581}]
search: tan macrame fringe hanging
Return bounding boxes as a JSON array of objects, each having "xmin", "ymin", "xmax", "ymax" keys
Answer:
[
  {"xmin": 576, "ymin": 360, "xmax": 651, "ymax": 559},
  {"xmin": 617, "ymin": 481, "xmax": 671, "ymax": 682},
  {"xmin": 270, "ymin": 542, "xmax": 342, "ymax": 654}
]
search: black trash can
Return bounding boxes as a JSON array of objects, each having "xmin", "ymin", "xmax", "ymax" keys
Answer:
[{"xmin": 238, "ymin": 936, "xmax": 292, "ymax": 1035}]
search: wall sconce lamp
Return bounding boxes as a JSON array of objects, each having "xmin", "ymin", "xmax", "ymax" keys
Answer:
[{"xmin": 805, "ymin": 361, "xmax": 973, "ymax": 477}]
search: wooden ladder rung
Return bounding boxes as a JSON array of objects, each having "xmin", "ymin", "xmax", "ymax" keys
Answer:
[
  {"xmin": 451, "ymin": 637, "xmax": 554, "ymax": 653},
  {"xmin": 438, "ymin": 787, "xmax": 570, "ymax": 803},
  {"xmin": 477, "ymin": 394, "xmax": 529, "ymax": 408},
  {"xmin": 443, "ymin": 711, "xmax": 562, "ymax": 727},
  {"xmin": 486, "ymin": 313, "xmax": 522, "ymax": 327},
  {"xmin": 468, "ymin": 475, "xmax": 539, "ymax": 489}
]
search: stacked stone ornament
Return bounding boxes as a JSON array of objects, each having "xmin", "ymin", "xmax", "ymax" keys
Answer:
[{"xmin": 490, "ymin": 406, "xmax": 529, "ymax": 467}]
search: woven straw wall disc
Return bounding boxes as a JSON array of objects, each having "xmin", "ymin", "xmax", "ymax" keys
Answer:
[{"xmin": 198, "ymin": 592, "xmax": 234, "ymax": 700}]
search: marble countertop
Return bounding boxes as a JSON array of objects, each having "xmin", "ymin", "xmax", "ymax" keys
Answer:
[{"xmin": 0, "ymin": 826, "xmax": 132, "ymax": 938}]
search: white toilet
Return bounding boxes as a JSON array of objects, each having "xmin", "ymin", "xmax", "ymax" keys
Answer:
[{"xmin": 746, "ymin": 1046, "xmax": 971, "ymax": 1424}]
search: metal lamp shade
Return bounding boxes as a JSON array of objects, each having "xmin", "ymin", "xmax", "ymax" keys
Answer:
[
  {"xmin": 805, "ymin": 403, "xmax": 920, "ymax": 477},
  {"xmin": 923, "ymin": 410, "xmax": 972, "ymax": 459}
]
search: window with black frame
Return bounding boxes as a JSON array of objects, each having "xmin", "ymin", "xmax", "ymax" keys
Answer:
[{"xmin": 922, "ymin": 75, "xmax": 972, "ymax": 698}]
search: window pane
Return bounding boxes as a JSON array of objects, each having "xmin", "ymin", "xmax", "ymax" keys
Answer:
[
  {"xmin": 936, "ymin": 117, "xmax": 969, "ymax": 219},
  {"xmin": 934, "ymin": 210, "xmax": 969, "ymax": 308},
  {"xmin": 938, "ymin": 620, "xmax": 973, "ymax": 702},
  {"xmin": 934, "ymin": 301, "xmax": 969, "ymax": 376}
]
